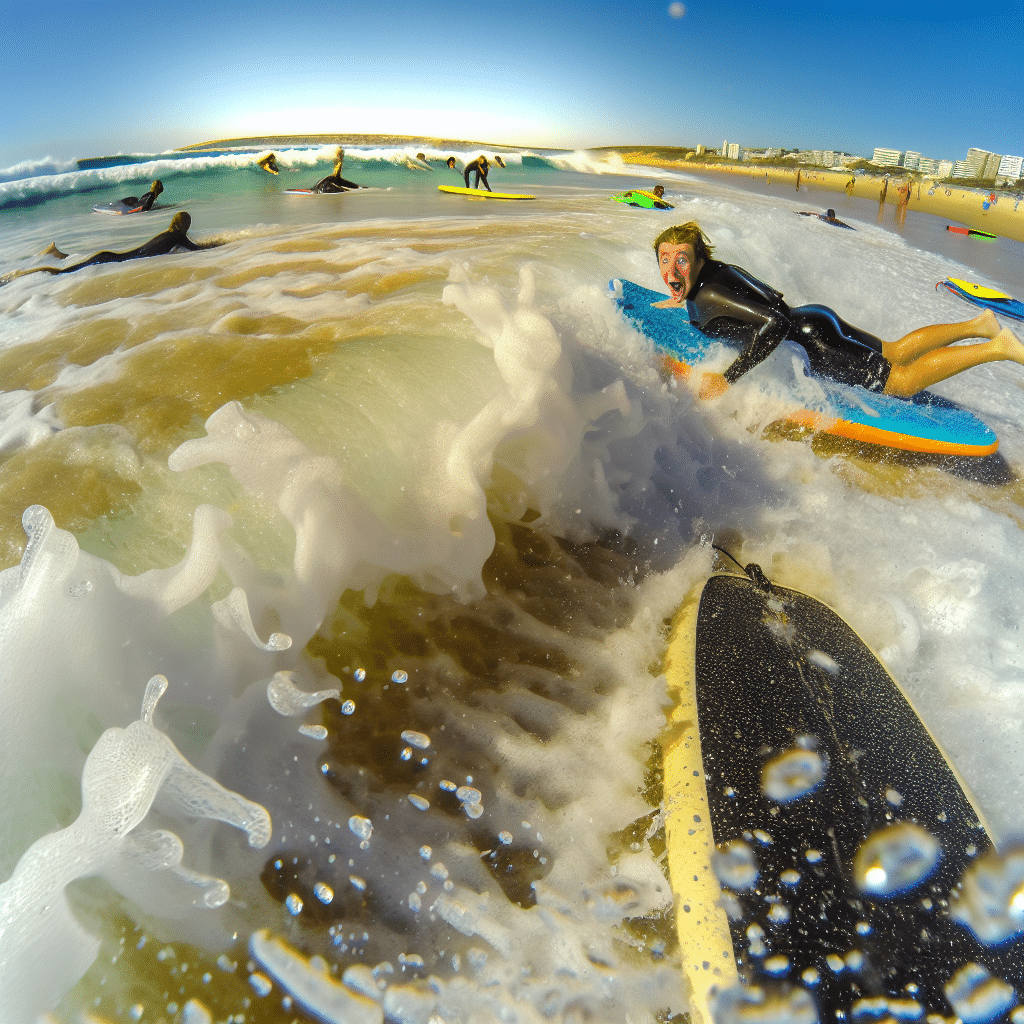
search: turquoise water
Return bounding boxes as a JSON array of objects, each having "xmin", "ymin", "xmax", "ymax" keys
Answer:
[{"xmin": 1, "ymin": 142, "xmax": 1023, "ymax": 1023}]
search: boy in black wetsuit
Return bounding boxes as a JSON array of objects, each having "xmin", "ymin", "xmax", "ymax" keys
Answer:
[
  {"xmin": 6, "ymin": 213, "xmax": 210, "ymax": 284},
  {"xmin": 651, "ymin": 222, "xmax": 1024, "ymax": 401}
]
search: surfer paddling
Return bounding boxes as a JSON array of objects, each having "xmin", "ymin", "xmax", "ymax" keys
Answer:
[
  {"xmin": 310, "ymin": 147, "xmax": 364, "ymax": 193},
  {"xmin": 118, "ymin": 179, "xmax": 163, "ymax": 212},
  {"xmin": 652, "ymin": 221, "xmax": 1024, "ymax": 401},
  {"xmin": 3, "ymin": 213, "xmax": 215, "ymax": 285},
  {"xmin": 797, "ymin": 208, "xmax": 853, "ymax": 229}
]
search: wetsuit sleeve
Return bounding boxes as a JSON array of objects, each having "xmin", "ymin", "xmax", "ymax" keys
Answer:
[
  {"xmin": 689, "ymin": 266, "xmax": 791, "ymax": 383},
  {"xmin": 139, "ymin": 190, "xmax": 156, "ymax": 211}
]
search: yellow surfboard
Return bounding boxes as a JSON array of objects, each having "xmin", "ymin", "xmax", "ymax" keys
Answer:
[
  {"xmin": 946, "ymin": 277, "xmax": 1013, "ymax": 301},
  {"xmin": 662, "ymin": 564, "xmax": 1015, "ymax": 1024},
  {"xmin": 438, "ymin": 185, "xmax": 535, "ymax": 200}
]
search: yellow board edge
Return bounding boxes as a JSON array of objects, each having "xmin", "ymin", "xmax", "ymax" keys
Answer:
[{"xmin": 662, "ymin": 579, "xmax": 738, "ymax": 1024}]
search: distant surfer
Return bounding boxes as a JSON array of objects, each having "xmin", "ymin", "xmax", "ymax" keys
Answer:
[
  {"xmin": 118, "ymin": 179, "xmax": 163, "ymax": 212},
  {"xmin": 257, "ymin": 152, "xmax": 280, "ymax": 174},
  {"xmin": 796, "ymin": 208, "xmax": 853, "ymax": 229},
  {"xmin": 4, "ymin": 213, "xmax": 212, "ymax": 285},
  {"xmin": 446, "ymin": 156, "xmax": 458, "ymax": 170},
  {"xmin": 612, "ymin": 185, "xmax": 673, "ymax": 210},
  {"xmin": 310, "ymin": 147, "xmax": 363, "ymax": 192},
  {"xmin": 845, "ymin": 177, "xmax": 855, "ymax": 196},
  {"xmin": 650, "ymin": 221, "xmax": 1024, "ymax": 401},
  {"xmin": 464, "ymin": 155, "xmax": 492, "ymax": 192}
]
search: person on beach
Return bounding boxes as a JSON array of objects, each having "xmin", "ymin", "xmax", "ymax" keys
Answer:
[
  {"xmin": 797, "ymin": 208, "xmax": 853, "ymax": 229},
  {"xmin": 310, "ymin": 147, "xmax": 363, "ymax": 192},
  {"xmin": 650, "ymin": 221, "xmax": 1024, "ymax": 401},
  {"xmin": 257, "ymin": 152, "xmax": 280, "ymax": 174},
  {"xmin": 463, "ymin": 155, "xmax": 492, "ymax": 191},
  {"xmin": 896, "ymin": 180, "xmax": 911, "ymax": 228},
  {"xmin": 846, "ymin": 177, "xmax": 855, "ymax": 196},
  {"xmin": 4, "ymin": 213, "xmax": 212, "ymax": 285},
  {"xmin": 117, "ymin": 179, "xmax": 163, "ymax": 212}
]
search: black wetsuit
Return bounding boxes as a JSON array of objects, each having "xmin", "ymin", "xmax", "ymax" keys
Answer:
[
  {"xmin": 53, "ymin": 224, "xmax": 200, "ymax": 274},
  {"xmin": 464, "ymin": 158, "xmax": 491, "ymax": 192},
  {"xmin": 119, "ymin": 189, "xmax": 159, "ymax": 211},
  {"xmin": 687, "ymin": 260, "xmax": 891, "ymax": 392},
  {"xmin": 311, "ymin": 167, "xmax": 362, "ymax": 193},
  {"xmin": 797, "ymin": 211, "xmax": 854, "ymax": 230}
]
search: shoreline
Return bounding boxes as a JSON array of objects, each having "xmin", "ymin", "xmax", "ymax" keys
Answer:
[{"xmin": 620, "ymin": 154, "xmax": 1024, "ymax": 244}]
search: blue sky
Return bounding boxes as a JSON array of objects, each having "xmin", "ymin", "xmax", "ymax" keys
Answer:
[{"xmin": 3, "ymin": 0, "xmax": 1022, "ymax": 167}]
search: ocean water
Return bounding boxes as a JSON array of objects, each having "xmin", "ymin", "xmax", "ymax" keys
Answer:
[{"xmin": 0, "ymin": 142, "xmax": 1023, "ymax": 1023}]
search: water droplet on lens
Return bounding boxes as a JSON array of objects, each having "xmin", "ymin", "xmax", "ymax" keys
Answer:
[
  {"xmin": 854, "ymin": 822, "xmax": 941, "ymax": 896},
  {"xmin": 762, "ymin": 746, "xmax": 827, "ymax": 802},
  {"xmin": 353, "ymin": 668, "xmax": 366, "ymax": 681},
  {"xmin": 391, "ymin": 669, "xmax": 408, "ymax": 684},
  {"xmin": 712, "ymin": 840, "xmax": 759, "ymax": 891},
  {"xmin": 341, "ymin": 699, "xmax": 355, "ymax": 714},
  {"xmin": 945, "ymin": 962, "xmax": 1017, "ymax": 1024},
  {"xmin": 401, "ymin": 729, "xmax": 430, "ymax": 749},
  {"xmin": 285, "ymin": 893, "xmax": 303, "ymax": 915},
  {"xmin": 349, "ymin": 815, "xmax": 373, "ymax": 841}
]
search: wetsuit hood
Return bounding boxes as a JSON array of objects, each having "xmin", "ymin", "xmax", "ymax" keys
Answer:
[{"xmin": 169, "ymin": 212, "xmax": 191, "ymax": 233}]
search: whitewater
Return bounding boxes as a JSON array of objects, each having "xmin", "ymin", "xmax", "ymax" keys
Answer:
[{"xmin": 0, "ymin": 141, "xmax": 1022, "ymax": 1024}]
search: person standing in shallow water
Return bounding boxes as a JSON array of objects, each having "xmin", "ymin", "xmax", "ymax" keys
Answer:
[
  {"xmin": 650, "ymin": 221, "xmax": 1024, "ymax": 401},
  {"xmin": 4, "ymin": 213, "xmax": 214, "ymax": 284},
  {"xmin": 463, "ymin": 155, "xmax": 492, "ymax": 191}
]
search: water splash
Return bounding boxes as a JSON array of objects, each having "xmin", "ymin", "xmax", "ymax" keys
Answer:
[{"xmin": 0, "ymin": 676, "xmax": 270, "ymax": 1019}]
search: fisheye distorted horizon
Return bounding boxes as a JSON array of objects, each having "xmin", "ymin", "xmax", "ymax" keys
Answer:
[{"xmin": 4, "ymin": 0, "xmax": 1023, "ymax": 167}]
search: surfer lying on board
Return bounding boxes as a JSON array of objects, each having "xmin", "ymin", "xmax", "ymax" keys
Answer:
[
  {"xmin": 4, "ymin": 213, "xmax": 213, "ymax": 285},
  {"xmin": 310, "ymin": 147, "xmax": 363, "ymax": 193},
  {"xmin": 797, "ymin": 208, "xmax": 853, "ymax": 229},
  {"xmin": 652, "ymin": 222, "xmax": 1024, "ymax": 401},
  {"xmin": 119, "ymin": 179, "xmax": 163, "ymax": 212}
]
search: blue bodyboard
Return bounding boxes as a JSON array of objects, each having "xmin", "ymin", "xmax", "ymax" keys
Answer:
[
  {"xmin": 938, "ymin": 278, "xmax": 1024, "ymax": 323},
  {"xmin": 615, "ymin": 278, "xmax": 998, "ymax": 457}
]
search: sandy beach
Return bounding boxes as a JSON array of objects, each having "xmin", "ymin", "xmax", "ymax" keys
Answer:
[{"xmin": 621, "ymin": 153, "xmax": 1024, "ymax": 244}]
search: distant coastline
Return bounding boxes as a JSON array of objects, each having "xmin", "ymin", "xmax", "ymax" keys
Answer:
[{"xmin": 177, "ymin": 134, "xmax": 523, "ymax": 153}]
